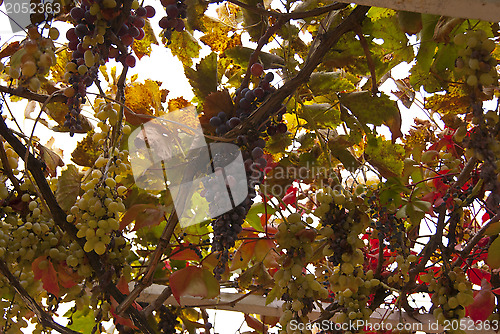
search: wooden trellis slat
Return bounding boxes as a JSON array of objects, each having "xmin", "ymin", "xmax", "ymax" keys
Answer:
[
  {"xmin": 135, "ymin": 284, "xmax": 496, "ymax": 334},
  {"xmin": 350, "ymin": 0, "xmax": 500, "ymax": 22}
]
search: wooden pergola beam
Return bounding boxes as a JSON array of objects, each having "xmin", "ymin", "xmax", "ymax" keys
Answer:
[
  {"xmin": 350, "ymin": 0, "xmax": 500, "ymax": 22},
  {"xmin": 136, "ymin": 284, "xmax": 496, "ymax": 334}
]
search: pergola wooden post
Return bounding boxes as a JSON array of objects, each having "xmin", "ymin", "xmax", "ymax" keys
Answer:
[
  {"xmin": 135, "ymin": 284, "xmax": 496, "ymax": 334},
  {"xmin": 350, "ymin": 0, "xmax": 500, "ymax": 22}
]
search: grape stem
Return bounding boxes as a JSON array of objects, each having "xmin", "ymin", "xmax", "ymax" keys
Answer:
[
  {"xmin": 0, "ymin": 259, "xmax": 81, "ymax": 334},
  {"xmin": 354, "ymin": 24, "xmax": 378, "ymax": 94},
  {"xmin": 238, "ymin": 17, "xmax": 285, "ymax": 93}
]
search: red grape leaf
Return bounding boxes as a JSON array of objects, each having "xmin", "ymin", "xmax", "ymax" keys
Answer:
[
  {"xmin": 57, "ymin": 262, "xmax": 79, "ymax": 289},
  {"xmin": 109, "ymin": 276, "xmax": 140, "ymax": 329},
  {"xmin": 32, "ymin": 256, "xmax": 60, "ymax": 297},
  {"xmin": 170, "ymin": 247, "xmax": 200, "ymax": 261},
  {"xmin": 244, "ymin": 314, "xmax": 265, "ymax": 333},
  {"xmin": 467, "ymin": 268, "xmax": 491, "ymax": 286},
  {"xmin": 254, "ymin": 239, "xmax": 279, "ymax": 269},
  {"xmin": 466, "ymin": 279, "xmax": 495, "ymax": 322},
  {"xmin": 280, "ymin": 186, "xmax": 298, "ymax": 209},
  {"xmin": 119, "ymin": 204, "xmax": 166, "ymax": 230},
  {"xmin": 169, "ymin": 266, "xmax": 220, "ymax": 304},
  {"xmin": 230, "ymin": 240, "xmax": 257, "ymax": 271}
]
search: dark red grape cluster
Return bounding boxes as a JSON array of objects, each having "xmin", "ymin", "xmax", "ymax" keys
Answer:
[
  {"xmin": 158, "ymin": 0, "xmax": 187, "ymax": 44},
  {"xmin": 205, "ymin": 67, "xmax": 290, "ymax": 278},
  {"xmin": 63, "ymin": 0, "xmax": 155, "ymax": 135},
  {"xmin": 210, "ymin": 133, "xmax": 266, "ymax": 279},
  {"xmin": 157, "ymin": 305, "xmax": 178, "ymax": 333}
]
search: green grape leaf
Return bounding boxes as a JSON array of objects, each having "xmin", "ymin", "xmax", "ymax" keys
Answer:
[
  {"xmin": 185, "ymin": 0, "xmax": 208, "ymax": 31},
  {"xmin": 167, "ymin": 30, "xmax": 201, "ymax": 67},
  {"xmin": 132, "ymin": 19, "xmax": 158, "ymax": 60},
  {"xmin": 339, "ymin": 91, "xmax": 401, "ymax": 134},
  {"xmin": 245, "ymin": 202, "xmax": 275, "ymax": 232},
  {"xmin": 56, "ymin": 165, "xmax": 82, "ymax": 212},
  {"xmin": 308, "ymin": 71, "xmax": 355, "ymax": 95},
  {"xmin": 364, "ymin": 136, "xmax": 404, "ymax": 178},
  {"xmin": 300, "ymin": 103, "xmax": 342, "ymax": 129},
  {"xmin": 65, "ymin": 309, "xmax": 95, "ymax": 333},
  {"xmin": 185, "ymin": 52, "xmax": 218, "ymax": 102},
  {"xmin": 266, "ymin": 285, "xmax": 280, "ymax": 305},
  {"xmin": 240, "ymin": 0, "xmax": 266, "ymax": 41},
  {"xmin": 364, "ymin": 8, "xmax": 414, "ymax": 78},
  {"xmin": 224, "ymin": 46, "xmax": 285, "ymax": 70}
]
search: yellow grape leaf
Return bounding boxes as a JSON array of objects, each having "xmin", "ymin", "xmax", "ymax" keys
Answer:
[
  {"xmin": 132, "ymin": 19, "xmax": 158, "ymax": 60},
  {"xmin": 124, "ymin": 79, "xmax": 166, "ymax": 117},
  {"xmin": 56, "ymin": 164, "xmax": 82, "ymax": 211},
  {"xmin": 71, "ymin": 131, "xmax": 100, "ymax": 167},
  {"xmin": 168, "ymin": 97, "xmax": 191, "ymax": 112},
  {"xmin": 200, "ymin": 16, "xmax": 241, "ymax": 53},
  {"xmin": 51, "ymin": 48, "xmax": 72, "ymax": 83},
  {"xmin": 167, "ymin": 30, "xmax": 201, "ymax": 67},
  {"xmin": 425, "ymin": 84, "xmax": 470, "ymax": 114}
]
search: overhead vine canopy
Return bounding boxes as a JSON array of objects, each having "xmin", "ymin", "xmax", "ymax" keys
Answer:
[{"xmin": 0, "ymin": 0, "xmax": 498, "ymax": 333}]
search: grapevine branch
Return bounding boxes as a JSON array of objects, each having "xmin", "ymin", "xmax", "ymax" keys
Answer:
[
  {"xmin": 0, "ymin": 85, "xmax": 66, "ymax": 104},
  {"xmin": 0, "ymin": 259, "xmax": 81, "ymax": 334},
  {"xmin": 226, "ymin": 5, "xmax": 370, "ymax": 138},
  {"xmin": 143, "ymin": 286, "xmax": 172, "ymax": 316},
  {"xmin": 409, "ymin": 157, "xmax": 478, "ymax": 280},
  {"xmin": 0, "ymin": 115, "xmax": 156, "ymax": 334}
]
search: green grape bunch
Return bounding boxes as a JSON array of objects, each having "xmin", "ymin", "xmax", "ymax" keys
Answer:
[{"xmin": 454, "ymin": 29, "xmax": 498, "ymax": 87}]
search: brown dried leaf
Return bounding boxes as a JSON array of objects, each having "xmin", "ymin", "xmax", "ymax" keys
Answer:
[{"xmin": 199, "ymin": 90, "xmax": 233, "ymax": 128}]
